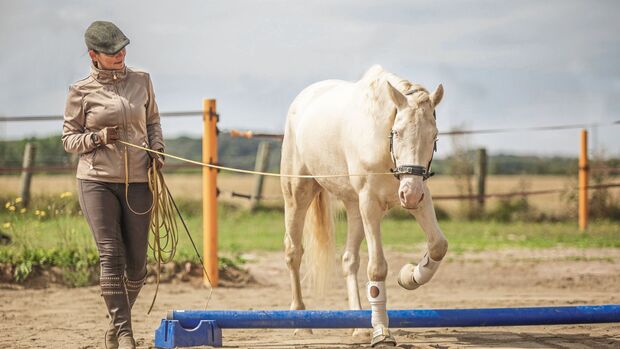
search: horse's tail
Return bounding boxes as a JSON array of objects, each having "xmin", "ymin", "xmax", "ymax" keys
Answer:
[{"xmin": 303, "ymin": 189, "xmax": 337, "ymax": 296}]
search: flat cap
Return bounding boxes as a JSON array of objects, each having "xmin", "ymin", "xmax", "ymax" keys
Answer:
[{"xmin": 84, "ymin": 21, "xmax": 130, "ymax": 55}]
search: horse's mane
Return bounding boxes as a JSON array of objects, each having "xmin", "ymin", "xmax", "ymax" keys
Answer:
[
  {"xmin": 359, "ymin": 65, "xmax": 431, "ymax": 119},
  {"xmin": 361, "ymin": 65, "xmax": 413, "ymax": 93}
]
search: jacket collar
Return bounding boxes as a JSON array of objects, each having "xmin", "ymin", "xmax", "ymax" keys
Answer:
[{"xmin": 90, "ymin": 63, "xmax": 128, "ymax": 84}]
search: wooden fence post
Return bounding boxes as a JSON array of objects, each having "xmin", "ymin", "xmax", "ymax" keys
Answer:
[
  {"xmin": 250, "ymin": 141, "xmax": 271, "ymax": 212},
  {"xmin": 475, "ymin": 148, "xmax": 487, "ymax": 210},
  {"xmin": 203, "ymin": 99, "xmax": 219, "ymax": 286},
  {"xmin": 579, "ymin": 129, "xmax": 588, "ymax": 231},
  {"xmin": 20, "ymin": 142, "xmax": 36, "ymax": 208}
]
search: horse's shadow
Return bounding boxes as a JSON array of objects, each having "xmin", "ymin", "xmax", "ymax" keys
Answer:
[{"xmin": 392, "ymin": 328, "xmax": 620, "ymax": 349}]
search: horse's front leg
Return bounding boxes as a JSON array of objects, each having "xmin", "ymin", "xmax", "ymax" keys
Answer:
[
  {"xmin": 359, "ymin": 193, "xmax": 396, "ymax": 347},
  {"xmin": 399, "ymin": 183, "xmax": 448, "ymax": 290}
]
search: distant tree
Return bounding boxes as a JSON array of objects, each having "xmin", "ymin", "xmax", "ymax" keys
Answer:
[{"xmin": 0, "ymin": 134, "xmax": 614, "ymax": 178}]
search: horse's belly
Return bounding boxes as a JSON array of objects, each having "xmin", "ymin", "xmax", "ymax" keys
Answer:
[{"xmin": 314, "ymin": 177, "xmax": 359, "ymax": 201}]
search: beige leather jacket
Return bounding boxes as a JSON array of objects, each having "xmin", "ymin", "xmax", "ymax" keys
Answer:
[{"xmin": 62, "ymin": 64, "xmax": 164, "ymax": 183}]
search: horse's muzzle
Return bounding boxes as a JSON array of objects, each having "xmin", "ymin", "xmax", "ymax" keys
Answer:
[{"xmin": 398, "ymin": 180, "xmax": 425, "ymax": 209}]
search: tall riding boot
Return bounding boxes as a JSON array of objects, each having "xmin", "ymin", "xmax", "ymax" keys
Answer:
[
  {"xmin": 101, "ymin": 276, "xmax": 135, "ymax": 349},
  {"xmin": 105, "ymin": 274, "xmax": 146, "ymax": 349}
]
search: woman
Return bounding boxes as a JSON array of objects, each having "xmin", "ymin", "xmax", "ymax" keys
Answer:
[{"xmin": 62, "ymin": 21, "xmax": 164, "ymax": 349}]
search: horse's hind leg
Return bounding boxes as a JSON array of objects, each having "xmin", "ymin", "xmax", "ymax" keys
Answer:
[
  {"xmin": 341, "ymin": 199, "xmax": 370, "ymax": 339},
  {"xmin": 282, "ymin": 177, "xmax": 320, "ymax": 311}
]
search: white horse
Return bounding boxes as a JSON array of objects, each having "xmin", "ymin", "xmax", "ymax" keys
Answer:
[{"xmin": 280, "ymin": 65, "xmax": 447, "ymax": 347}]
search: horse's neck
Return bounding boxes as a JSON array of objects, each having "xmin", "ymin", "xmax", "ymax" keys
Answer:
[
  {"xmin": 342, "ymin": 71, "xmax": 413, "ymax": 170},
  {"xmin": 379, "ymin": 70, "xmax": 413, "ymax": 94}
]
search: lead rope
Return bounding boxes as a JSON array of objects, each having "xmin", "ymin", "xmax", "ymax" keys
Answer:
[
  {"xmin": 123, "ymin": 146, "xmax": 213, "ymax": 314},
  {"xmin": 119, "ymin": 141, "xmax": 395, "ymax": 178}
]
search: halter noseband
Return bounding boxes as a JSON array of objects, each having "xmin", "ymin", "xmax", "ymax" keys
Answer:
[{"xmin": 389, "ymin": 90, "xmax": 437, "ymax": 181}]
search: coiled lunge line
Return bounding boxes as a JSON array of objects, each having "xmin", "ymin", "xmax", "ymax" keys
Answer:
[{"xmin": 122, "ymin": 143, "xmax": 213, "ymax": 314}]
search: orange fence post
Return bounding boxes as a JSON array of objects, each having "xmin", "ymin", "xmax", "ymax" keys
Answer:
[
  {"xmin": 203, "ymin": 99, "xmax": 218, "ymax": 286},
  {"xmin": 578, "ymin": 129, "xmax": 588, "ymax": 231}
]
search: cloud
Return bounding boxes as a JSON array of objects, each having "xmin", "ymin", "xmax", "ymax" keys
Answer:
[{"xmin": 1, "ymin": 0, "xmax": 619, "ymax": 156}]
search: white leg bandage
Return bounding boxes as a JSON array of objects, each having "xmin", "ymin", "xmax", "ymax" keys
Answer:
[
  {"xmin": 398, "ymin": 253, "xmax": 441, "ymax": 290},
  {"xmin": 367, "ymin": 281, "xmax": 389, "ymax": 335}
]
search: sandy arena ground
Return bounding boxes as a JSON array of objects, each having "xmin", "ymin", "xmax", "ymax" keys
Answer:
[{"xmin": 1, "ymin": 247, "xmax": 619, "ymax": 349}]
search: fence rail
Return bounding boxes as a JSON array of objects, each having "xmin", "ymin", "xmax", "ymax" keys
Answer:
[
  {"xmin": 216, "ymin": 182, "xmax": 620, "ymax": 203},
  {"xmin": 226, "ymin": 119, "xmax": 620, "ymax": 140},
  {"xmin": 0, "ymin": 163, "xmax": 200, "ymax": 174},
  {"xmin": 0, "ymin": 111, "xmax": 203, "ymax": 122},
  {"xmin": 2, "ymin": 110, "xmax": 618, "ymax": 137},
  {"xmin": 2, "ymin": 163, "xmax": 617, "ymax": 176}
]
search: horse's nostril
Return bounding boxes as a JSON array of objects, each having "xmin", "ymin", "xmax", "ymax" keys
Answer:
[
  {"xmin": 418, "ymin": 193, "xmax": 425, "ymax": 203},
  {"xmin": 399, "ymin": 191, "xmax": 406, "ymax": 202}
]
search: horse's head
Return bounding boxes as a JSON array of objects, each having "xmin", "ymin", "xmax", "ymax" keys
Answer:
[{"xmin": 386, "ymin": 82, "xmax": 444, "ymax": 209}]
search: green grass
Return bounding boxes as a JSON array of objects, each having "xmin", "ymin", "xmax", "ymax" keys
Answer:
[
  {"xmin": 2, "ymin": 201, "xmax": 619, "ymax": 263},
  {"xmin": 2, "ymin": 201, "xmax": 619, "ymax": 286},
  {"xmin": 380, "ymin": 219, "xmax": 620, "ymax": 252}
]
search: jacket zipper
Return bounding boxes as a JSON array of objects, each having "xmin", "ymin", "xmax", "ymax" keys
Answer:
[{"xmin": 115, "ymin": 79, "xmax": 130, "ymax": 179}]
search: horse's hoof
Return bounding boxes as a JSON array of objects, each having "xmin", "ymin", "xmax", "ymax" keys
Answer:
[
  {"xmin": 293, "ymin": 328, "xmax": 313, "ymax": 336},
  {"xmin": 397, "ymin": 263, "xmax": 420, "ymax": 290},
  {"xmin": 371, "ymin": 328, "xmax": 397, "ymax": 347},
  {"xmin": 351, "ymin": 328, "xmax": 371, "ymax": 339},
  {"xmin": 371, "ymin": 334, "xmax": 397, "ymax": 347}
]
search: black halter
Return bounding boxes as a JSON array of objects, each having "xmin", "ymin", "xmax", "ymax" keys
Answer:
[{"xmin": 389, "ymin": 107, "xmax": 437, "ymax": 181}]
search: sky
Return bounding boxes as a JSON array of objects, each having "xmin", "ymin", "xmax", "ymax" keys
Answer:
[{"xmin": 1, "ymin": 0, "xmax": 619, "ymax": 157}]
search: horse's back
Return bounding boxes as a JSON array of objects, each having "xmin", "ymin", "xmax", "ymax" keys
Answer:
[
  {"xmin": 286, "ymin": 79, "xmax": 351, "ymax": 125},
  {"xmin": 281, "ymin": 66, "xmax": 400, "ymax": 194}
]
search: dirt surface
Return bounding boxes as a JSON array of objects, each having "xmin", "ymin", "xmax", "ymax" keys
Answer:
[{"xmin": 1, "ymin": 247, "xmax": 619, "ymax": 349}]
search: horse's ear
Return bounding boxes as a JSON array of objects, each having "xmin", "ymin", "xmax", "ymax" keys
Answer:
[
  {"xmin": 430, "ymin": 84, "xmax": 444, "ymax": 107},
  {"xmin": 386, "ymin": 81, "xmax": 407, "ymax": 109}
]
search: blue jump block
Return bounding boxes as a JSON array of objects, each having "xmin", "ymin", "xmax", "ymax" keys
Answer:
[{"xmin": 154, "ymin": 319, "xmax": 222, "ymax": 348}]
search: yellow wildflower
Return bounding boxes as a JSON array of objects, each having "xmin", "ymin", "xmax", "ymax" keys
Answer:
[
  {"xmin": 8, "ymin": 206, "xmax": 16, "ymax": 212},
  {"xmin": 60, "ymin": 192, "xmax": 73, "ymax": 198},
  {"xmin": 40, "ymin": 211, "xmax": 47, "ymax": 217},
  {"xmin": 20, "ymin": 208, "xmax": 27, "ymax": 214},
  {"xmin": 4, "ymin": 202, "xmax": 11, "ymax": 209},
  {"xmin": 2, "ymin": 222, "xmax": 10, "ymax": 229},
  {"xmin": 35, "ymin": 210, "xmax": 41, "ymax": 216},
  {"xmin": 15, "ymin": 197, "xmax": 22, "ymax": 203}
]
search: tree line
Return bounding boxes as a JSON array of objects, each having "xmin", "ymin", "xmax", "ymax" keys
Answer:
[{"xmin": 1, "ymin": 135, "xmax": 617, "ymax": 175}]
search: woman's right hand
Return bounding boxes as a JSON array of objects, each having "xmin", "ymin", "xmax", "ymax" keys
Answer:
[{"xmin": 96, "ymin": 126, "xmax": 120, "ymax": 145}]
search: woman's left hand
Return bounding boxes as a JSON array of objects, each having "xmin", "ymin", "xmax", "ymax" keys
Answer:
[
  {"xmin": 150, "ymin": 149, "xmax": 165, "ymax": 170},
  {"xmin": 154, "ymin": 156, "xmax": 164, "ymax": 170}
]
